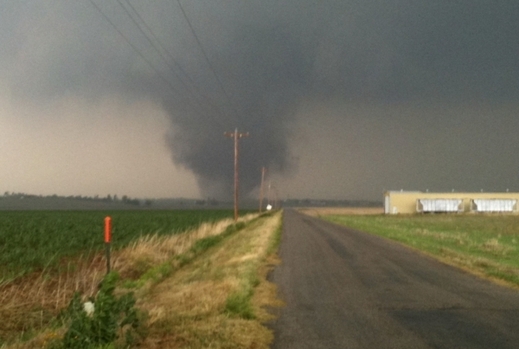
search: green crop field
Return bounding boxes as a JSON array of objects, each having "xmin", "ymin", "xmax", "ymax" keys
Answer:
[
  {"xmin": 0, "ymin": 210, "xmax": 235, "ymax": 282},
  {"xmin": 324, "ymin": 214, "xmax": 519, "ymax": 285}
]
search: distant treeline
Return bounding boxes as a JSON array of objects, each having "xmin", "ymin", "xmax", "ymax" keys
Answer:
[
  {"xmin": 0, "ymin": 192, "xmax": 229, "ymax": 210},
  {"xmin": 0, "ymin": 192, "xmax": 381, "ymax": 210},
  {"xmin": 2, "ymin": 192, "xmax": 147, "ymax": 206}
]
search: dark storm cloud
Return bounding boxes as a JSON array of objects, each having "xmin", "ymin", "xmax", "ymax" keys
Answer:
[
  {"xmin": 165, "ymin": 0, "xmax": 519, "ymax": 197},
  {"xmin": 2, "ymin": 0, "xmax": 518, "ymax": 199},
  {"xmin": 166, "ymin": 23, "xmax": 312, "ymax": 197}
]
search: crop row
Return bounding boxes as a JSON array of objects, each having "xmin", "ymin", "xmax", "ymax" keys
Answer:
[{"xmin": 0, "ymin": 210, "xmax": 235, "ymax": 281}]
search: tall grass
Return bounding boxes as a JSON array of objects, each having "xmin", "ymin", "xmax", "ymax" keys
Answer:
[{"xmin": 0, "ymin": 211, "xmax": 249, "ymax": 345}]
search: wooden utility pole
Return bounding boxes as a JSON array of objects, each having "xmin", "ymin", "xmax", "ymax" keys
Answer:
[
  {"xmin": 267, "ymin": 181, "xmax": 271, "ymax": 206},
  {"xmin": 224, "ymin": 128, "xmax": 249, "ymax": 221},
  {"xmin": 259, "ymin": 167, "xmax": 266, "ymax": 212}
]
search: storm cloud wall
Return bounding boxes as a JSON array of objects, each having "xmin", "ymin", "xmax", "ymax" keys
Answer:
[{"xmin": 1, "ymin": 0, "xmax": 518, "ymax": 199}]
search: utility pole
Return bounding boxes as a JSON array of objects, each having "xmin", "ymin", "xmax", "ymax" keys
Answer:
[
  {"xmin": 259, "ymin": 167, "xmax": 266, "ymax": 212},
  {"xmin": 267, "ymin": 181, "xmax": 272, "ymax": 206},
  {"xmin": 224, "ymin": 128, "xmax": 249, "ymax": 221}
]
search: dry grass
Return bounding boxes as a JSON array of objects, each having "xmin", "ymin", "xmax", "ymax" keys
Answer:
[
  {"xmin": 480, "ymin": 238, "xmax": 514, "ymax": 255},
  {"xmin": 115, "ymin": 215, "xmax": 253, "ymax": 279},
  {"xmin": 0, "ymin": 255, "xmax": 105, "ymax": 343},
  {"xmin": 138, "ymin": 212, "xmax": 283, "ymax": 349},
  {"xmin": 0, "ymin": 213, "xmax": 259, "ymax": 347}
]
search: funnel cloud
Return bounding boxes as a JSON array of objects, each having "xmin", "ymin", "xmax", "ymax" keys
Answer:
[{"xmin": 0, "ymin": 1, "xmax": 518, "ymax": 200}]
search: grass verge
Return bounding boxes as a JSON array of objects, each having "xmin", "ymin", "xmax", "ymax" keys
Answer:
[
  {"xmin": 139, "ymin": 211, "xmax": 283, "ymax": 349},
  {"xmin": 323, "ymin": 213, "xmax": 519, "ymax": 287}
]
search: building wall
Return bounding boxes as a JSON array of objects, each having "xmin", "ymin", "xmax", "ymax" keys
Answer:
[{"xmin": 384, "ymin": 191, "xmax": 519, "ymax": 214}]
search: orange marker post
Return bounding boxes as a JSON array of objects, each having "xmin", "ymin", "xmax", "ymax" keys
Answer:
[
  {"xmin": 104, "ymin": 216, "xmax": 112, "ymax": 274},
  {"xmin": 104, "ymin": 216, "xmax": 112, "ymax": 243}
]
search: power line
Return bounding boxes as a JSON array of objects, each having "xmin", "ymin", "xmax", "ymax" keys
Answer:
[
  {"xmin": 114, "ymin": 0, "xmax": 192, "ymax": 92},
  {"xmin": 86, "ymin": 0, "xmax": 183, "ymax": 101},
  {"xmin": 112, "ymin": 0, "xmax": 225, "ymax": 123},
  {"xmin": 117, "ymin": 0, "xmax": 228, "ymax": 122},
  {"xmin": 85, "ymin": 0, "xmax": 225, "ymax": 129},
  {"xmin": 123, "ymin": 1, "xmax": 198, "ymax": 90},
  {"xmin": 175, "ymin": 0, "xmax": 239, "ymax": 121},
  {"xmin": 259, "ymin": 166, "xmax": 267, "ymax": 212}
]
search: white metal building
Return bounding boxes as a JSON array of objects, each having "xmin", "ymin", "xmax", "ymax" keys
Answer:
[{"xmin": 384, "ymin": 191, "xmax": 519, "ymax": 214}]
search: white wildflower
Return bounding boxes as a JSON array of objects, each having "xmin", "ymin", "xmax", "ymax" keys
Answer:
[{"xmin": 83, "ymin": 301, "xmax": 95, "ymax": 316}]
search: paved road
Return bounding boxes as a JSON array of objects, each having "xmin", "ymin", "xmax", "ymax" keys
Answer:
[{"xmin": 271, "ymin": 209, "xmax": 519, "ymax": 349}]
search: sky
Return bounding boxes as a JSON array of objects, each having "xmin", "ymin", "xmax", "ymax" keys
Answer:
[{"xmin": 0, "ymin": 0, "xmax": 518, "ymax": 201}]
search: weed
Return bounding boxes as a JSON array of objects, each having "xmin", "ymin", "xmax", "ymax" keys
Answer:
[
  {"xmin": 225, "ymin": 290, "xmax": 255, "ymax": 319},
  {"xmin": 59, "ymin": 272, "xmax": 140, "ymax": 349}
]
